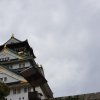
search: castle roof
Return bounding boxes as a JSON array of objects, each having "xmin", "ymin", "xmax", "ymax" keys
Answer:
[
  {"xmin": 0, "ymin": 35, "xmax": 36, "ymax": 58},
  {"xmin": 0, "ymin": 34, "xmax": 53, "ymax": 98}
]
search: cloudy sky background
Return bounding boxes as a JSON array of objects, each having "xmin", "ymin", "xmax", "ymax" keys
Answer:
[{"xmin": 0, "ymin": 0, "xmax": 100, "ymax": 97}]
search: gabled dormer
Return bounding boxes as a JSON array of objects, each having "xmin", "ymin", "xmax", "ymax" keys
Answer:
[
  {"xmin": 0, "ymin": 45, "xmax": 23, "ymax": 62},
  {"xmin": 5, "ymin": 34, "xmax": 21, "ymax": 45}
]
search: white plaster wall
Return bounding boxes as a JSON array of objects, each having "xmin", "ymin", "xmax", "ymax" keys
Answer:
[
  {"xmin": 7, "ymin": 88, "xmax": 28, "ymax": 100},
  {"xmin": 7, "ymin": 86, "xmax": 47, "ymax": 100},
  {"xmin": 0, "ymin": 50, "xmax": 22, "ymax": 60},
  {"xmin": 0, "ymin": 52, "xmax": 16, "ymax": 60},
  {"xmin": 0, "ymin": 73, "xmax": 18, "ymax": 83},
  {"xmin": 12, "ymin": 61, "xmax": 31, "ymax": 69}
]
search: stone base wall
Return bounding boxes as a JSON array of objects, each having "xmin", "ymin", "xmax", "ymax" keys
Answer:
[{"xmin": 45, "ymin": 92, "xmax": 100, "ymax": 100}]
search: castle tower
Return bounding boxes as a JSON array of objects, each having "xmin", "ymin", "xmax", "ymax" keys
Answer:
[{"xmin": 0, "ymin": 35, "xmax": 53, "ymax": 100}]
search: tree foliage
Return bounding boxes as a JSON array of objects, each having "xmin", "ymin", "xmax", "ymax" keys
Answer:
[{"xmin": 0, "ymin": 82, "xmax": 10, "ymax": 100}]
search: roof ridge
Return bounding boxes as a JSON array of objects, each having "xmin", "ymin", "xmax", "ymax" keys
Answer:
[{"xmin": 4, "ymin": 34, "xmax": 22, "ymax": 45}]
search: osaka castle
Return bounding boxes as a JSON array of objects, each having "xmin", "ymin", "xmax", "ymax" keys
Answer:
[{"xmin": 0, "ymin": 35, "xmax": 53, "ymax": 100}]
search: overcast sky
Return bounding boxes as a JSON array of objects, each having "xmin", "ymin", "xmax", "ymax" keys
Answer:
[{"xmin": 0, "ymin": 0, "xmax": 100, "ymax": 97}]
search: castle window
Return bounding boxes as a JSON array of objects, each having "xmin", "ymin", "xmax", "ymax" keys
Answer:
[
  {"xmin": 0, "ymin": 77, "xmax": 7, "ymax": 82},
  {"xmin": 0, "ymin": 57, "xmax": 9, "ymax": 61},
  {"xmin": 9, "ymin": 65, "xmax": 13, "ymax": 69},
  {"xmin": 5, "ymin": 57, "xmax": 9, "ymax": 61},
  {"xmin": 22, "ymin": 63, "xmax": 25, "ymax": 67},
  {"xmin": 0, "ymin": 78, "xmax": 3, "ymax": 81},
  {"xmin": 17, "ymin": 88, "xmax": 21, "ymax": 94},
  {"xmin": 24, "ymin": 87, "xmax": 27, "ymax": 93},
  {"xmin": 28, "ymin": 87, "xmax": 31, "ymax": 92},
  {"xmin": 4, "ymin": 77, "xmax": 7, "ymax": 81},
  {"xmin": 13, "ymin": 89, "xmax": 16, "ymax": 94},
  {"xmin": 19, "ymin": 63, "xmax": 25, "ymax": 68},
  {"xmin": 19, "ymin": 64, "xmax": 21, "ymax": 68},
  {"xmin": 19, "ymin": 98, "xmax": 21, "ymax": 100}
]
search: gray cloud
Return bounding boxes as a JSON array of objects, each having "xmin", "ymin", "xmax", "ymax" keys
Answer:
[{"xmin": 0, "ymin": 0, "xmax": 100, "ymax": 97}]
